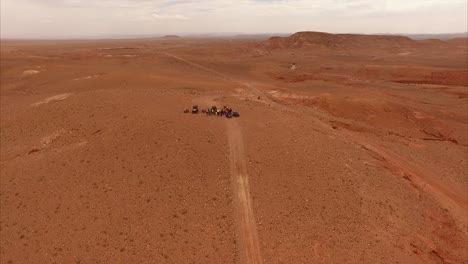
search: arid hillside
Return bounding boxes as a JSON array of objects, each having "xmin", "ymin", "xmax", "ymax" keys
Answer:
[
  {"xmin": 1, "ymin": 33, "xmax": 467, "ymax": 264},
  {"xmin": 265, "ymin": 31, "xmax": 414, "ymax": 49}
]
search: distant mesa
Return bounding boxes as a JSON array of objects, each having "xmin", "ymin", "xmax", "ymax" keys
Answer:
[
  {"xmin": 446, "ymin": 38, "xmax": 468, "ymax": 46},
  {"xmin": 161, "ymin": 35, "xmax": 181, "ymax": 38},
  {"xmin": 265, "ymin": 31, "xmax": 414, "ymax": 49},
  {"xmin": 405, "ymin": 32, "xmax": 467, "ymax": 40},
  {"xmin": 418, "ymin": 38, "xmax": 446, "ymax": 45}
]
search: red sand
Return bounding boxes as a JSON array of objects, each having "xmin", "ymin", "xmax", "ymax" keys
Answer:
[{"xmin": 1, "ymin": 33, "xmax": 467, "ymax": 263}]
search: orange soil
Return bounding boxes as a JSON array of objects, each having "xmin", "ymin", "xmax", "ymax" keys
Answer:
[{"xmin": 1, "ymin": 33, "xmax": 467, "ymax": 263}]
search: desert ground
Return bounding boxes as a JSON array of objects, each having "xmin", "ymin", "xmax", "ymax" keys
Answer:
[{"xmin": 1, "ymin": 32, "xmax": 467, "ymax": 263}]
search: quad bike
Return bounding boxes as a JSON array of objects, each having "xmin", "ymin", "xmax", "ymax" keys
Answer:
[
  {"xmin": 233, "ymin": 112, "xmax": 240, "ymax": 117},
  {"xmin": 192, "ymin": 105, "xmax": 199, "ymax": 114},
  {"xmin": 184, "ymin": 108, "xmax": 189, "ymax": 113},
  {"xmin": 211, "ymin": 106, "xmax": 217, "ymax": 114}
]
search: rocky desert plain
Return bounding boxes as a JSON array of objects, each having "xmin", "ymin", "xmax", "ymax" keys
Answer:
[{"xmin": 1, "ymin": 32, "xmax": 467, "ymax": 263}]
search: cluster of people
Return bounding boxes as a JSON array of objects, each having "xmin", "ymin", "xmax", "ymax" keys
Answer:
[
  {"xmin": 203, "ymin": 106, "xmax": 230, "ymax": 116},
  {"xmin": 184, "ymin": 105, "xmax": 240, "ymax": 118}
]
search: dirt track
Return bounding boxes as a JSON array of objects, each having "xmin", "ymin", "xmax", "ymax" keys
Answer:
[
  {"xmin": 1, "ymin": 34, "xmax": 467, "ymax": 263},
  {"xmin": 163, "ymin": 52, "xmax": 263, "ymax": 263},
  {"xmin": 227, "ymin": 121, "xmax": 262, "ymax": 264}
]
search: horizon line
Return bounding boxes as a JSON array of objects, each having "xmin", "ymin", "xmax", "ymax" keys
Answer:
[{"xmin": 1, "ymin": 31, "xmax": 467, "ymax": 41}]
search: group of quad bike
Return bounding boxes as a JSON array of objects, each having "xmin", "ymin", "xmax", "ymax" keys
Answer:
[{"xmin": 184, "ymin": 105, "xmax": 240, "ymax": 118}]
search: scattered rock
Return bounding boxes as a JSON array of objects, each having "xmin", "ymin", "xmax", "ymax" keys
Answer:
[
  {"xmin": 32, "ymin": 93, "xmax": 73, "ymax": 106},
  {"xmin": 73, "ymin": 75, "xmax": 101, "ymax": 81},
  {"xmin": 27, "ymin": 148, "xmax": 41, "ymax": 155},
  {"xmin": 22, "ymin": 70, "xmax": 40, "ymax": 77}
]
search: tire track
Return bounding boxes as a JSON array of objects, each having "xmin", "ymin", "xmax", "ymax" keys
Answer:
[
  {"xmin": 226, "ymin": 121, "xmax": 263, "ymax": 264},
  {"xmin": 159, "ymin": 52, "xmax": 263, "ymax": 263},
  {"xmin": 158, "ymin": 52, "xmax": 233, "ymax": 81}
]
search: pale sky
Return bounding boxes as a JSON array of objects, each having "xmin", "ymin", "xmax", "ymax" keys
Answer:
[{"xmin": 1, "ymin": 0, "xmax": 467, "ymax": 38}]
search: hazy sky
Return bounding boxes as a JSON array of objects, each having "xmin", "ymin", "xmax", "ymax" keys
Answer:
[{"xmin": 1, "ymin": 0, "xmax": 467, "ymax": 38}]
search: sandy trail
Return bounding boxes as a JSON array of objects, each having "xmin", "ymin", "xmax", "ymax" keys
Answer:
[
  {"xmin": 161, "ymin": 52, "xmax": 263, "ymax": 263},
  {"xmin": 159, "ymin": 52, "xmax": 282, "ymax": 110},
  {"xmin": 158, "ymin": 52, "xmax": 233, "ymax": 81},
  {"xmin": 227, "ymin": 121, "xmax": 263, "ymax": 264}
]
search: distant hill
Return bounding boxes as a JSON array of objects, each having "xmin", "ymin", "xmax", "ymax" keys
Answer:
[
  {"xmin": 400, "ymin": 32, "xmax": 467, "ymax": 40},
  {"xmin": 161, "ymin": 35, "xmax": 181, "ymax": 38},
  {"xmin": 231, "ymin": 33, "xmax": 290, "ymax": 39},
  {"xmin": 264, "ymin": 31, "xmax": 414, "ymax": 49}
]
